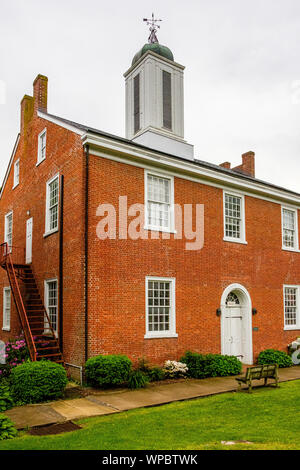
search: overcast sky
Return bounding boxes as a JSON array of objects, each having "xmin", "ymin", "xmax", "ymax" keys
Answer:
[{"xmin": 0, "ymin": 0, "xmax": 300, "ymax": 192}]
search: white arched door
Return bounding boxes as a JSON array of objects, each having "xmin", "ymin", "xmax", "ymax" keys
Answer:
[{"xmin": 221, "ymin": 285, "xmax": 253, "ymax": 364}]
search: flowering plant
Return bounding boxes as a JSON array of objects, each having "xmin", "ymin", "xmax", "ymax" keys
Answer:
[
  {"xmin": 163, "ymin": 360, "xmax": 188, "ymax": 379},
  {"xmin": 0, "ymin": 336, "xmax": 30, "ymax": 380}
]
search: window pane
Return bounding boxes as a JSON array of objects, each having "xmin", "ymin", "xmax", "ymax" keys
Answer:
[
  {"xmin": 147, "ymin": 280, "xmax": 171, "ymax": 333},
  {"xmin": 5, "ymin": 213, "xmax": 13, "ymax": 248},
  {"xmin": 284, "ymin": 287, "xmax": 297, "ymax": 326},
  {"xmin": 47, "ymin": 178, "xmax": 59, "ymax": 231},
  {"xmin": 147, "ymin": 174, "xmax": 171, "ymax": 229},
  {"xmin": 46, "ymin": 281, "xmax": 58, "ymax": 333},
  {"xmin": 283, "ymin": 209, "xmax": 295, "ymax": 248},
  {"xmin": 3, "ymin": 289, "xmax": 11, "ymax": 329},
  {"xmin": 225, "ymin": 194, "xmax": 242, "ymax": 239}
]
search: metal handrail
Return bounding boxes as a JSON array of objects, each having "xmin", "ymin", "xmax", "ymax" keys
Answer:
[
  {"xmin": 29, "ymin": 264, "xmax": 59, "ymax": 344},
  {"xmin": 0, "ymin": 242, "xmax": 37, "ymax": 361}
]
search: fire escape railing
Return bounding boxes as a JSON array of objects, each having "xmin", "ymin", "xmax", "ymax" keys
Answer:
[{"xmin": 0, "ymin": 242, "xmax": 37, "ymax": 361}]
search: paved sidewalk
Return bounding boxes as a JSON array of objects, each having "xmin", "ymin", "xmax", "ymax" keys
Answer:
[{"xmin": 5, "ymin": 366, "xmax": 300, "ymax": 430}]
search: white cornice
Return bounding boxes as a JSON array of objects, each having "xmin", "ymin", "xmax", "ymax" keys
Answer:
[
  {"xmin": 37, "ymin": 111, "xmax": 85, "ymax": 136},
  {"xmin": 82, "ymin": 132, "xmax": 300, "ymax": 208}
]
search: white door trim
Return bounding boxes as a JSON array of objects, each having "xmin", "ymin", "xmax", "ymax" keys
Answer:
[{"xmin": 220, "ymin": 283, "xmax": 253, "ymax": 365}]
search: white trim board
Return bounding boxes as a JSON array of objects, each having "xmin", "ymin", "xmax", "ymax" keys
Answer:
[
  {"xmin": 0, "ymin": 134, "xmax": 20, "ymax": 200},
  {"xmin": 84, "ymin": 138, "xmax": 300, "ymax": 209},
  {"xmin": 37, "ymin": 111, "xmax": 85, "ymax": 136}
]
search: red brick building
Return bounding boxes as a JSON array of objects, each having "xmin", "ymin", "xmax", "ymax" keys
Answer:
[{"xmin": 1, "ymin": 38, "xmax": 300, "ymax": 375}]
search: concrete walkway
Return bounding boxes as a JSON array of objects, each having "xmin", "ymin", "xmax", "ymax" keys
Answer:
[{"xmin": 5, "ymin": 366, "xmax": 300, "ymax": 430}]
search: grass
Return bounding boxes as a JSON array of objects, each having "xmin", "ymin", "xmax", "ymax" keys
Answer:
[{"xmin": 0, "ymin": 380, "xmax": 299, "ymax": 450}]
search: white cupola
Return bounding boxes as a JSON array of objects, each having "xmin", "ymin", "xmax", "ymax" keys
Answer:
[{"xmin": 124, "ymin": 18, "xmax": 194, "ymax": 160}]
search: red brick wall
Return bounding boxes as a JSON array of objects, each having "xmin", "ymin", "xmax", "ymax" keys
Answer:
[
  {"xmin": 87, "ymin": 153, "xmax": 300, "ymax": 365},
  {"xmin": 0, "ymin": 97, "xmax": 86, "ymax": 366},
  {"xmin": 1, "ymin": 79, "xmax": 299, "ymax": 369}
]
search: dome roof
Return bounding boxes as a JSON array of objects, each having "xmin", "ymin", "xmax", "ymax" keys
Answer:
[{"xmin": 132, "ymin": 43, "xmax": 174, "ymax": 66}]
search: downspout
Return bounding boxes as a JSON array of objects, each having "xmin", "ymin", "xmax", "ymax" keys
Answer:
[
  {"xmin": 59, "ymin": 175, "xmax": 64, "ymax": 353},
  {"xmin": 84, "ymin": 144, "xmax": 90, "ymax": 363}
]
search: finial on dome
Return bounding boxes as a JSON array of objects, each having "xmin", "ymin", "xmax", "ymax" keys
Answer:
[{"xmin": 143, "ymin": 13, "xmax": 162, "ymax": 44}]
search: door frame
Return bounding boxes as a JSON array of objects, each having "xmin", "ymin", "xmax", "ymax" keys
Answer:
[{"xmin": 220, "ymin": 283, "xmax": 253, "ymax": 365}]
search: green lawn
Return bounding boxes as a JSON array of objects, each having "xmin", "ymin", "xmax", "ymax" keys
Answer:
[{"xmin": 0, "ymin": 380, "xmax": 299, "ymax": 450}]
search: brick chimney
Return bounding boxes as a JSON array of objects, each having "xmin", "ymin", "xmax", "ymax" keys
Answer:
[
  {"xmin": 33, "ymin": 74, "xmax": 48, "ymax": 113},
  {"xmin": 233, "ymin": 151, "xmax": 255, "ymax": 177},
  {"xmin": 20, "ymin": 95, "xmax": 34, "ymax": 134},
  {"xmin": 219, "ymin": 162, "xmax": 231, "ymax": 169}
]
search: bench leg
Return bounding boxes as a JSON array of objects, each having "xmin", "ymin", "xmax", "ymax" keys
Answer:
[
  {"xmin": 237, "ymin": 382, "xmax": 242, "ymax": 392},
  {"xmin": 248, "ymin": 380, "xmax": 252, "ymax": 393},
  {"xmin": 264, "ymin": 378, "xmax": 267, "ymax": 386}
]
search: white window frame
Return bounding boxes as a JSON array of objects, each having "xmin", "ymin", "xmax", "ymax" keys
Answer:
[
  {"xmin": 283, "ymin": 285, "xmax": 300, "ymax": 330},
  {"xmin": 281, "ymin": 206, "xmax": 299, "ymax": 252},
  {"xmin": 3, "ymin": 287, "xmax": 11, "ymax": 331},
  {"xmin": 223, "ymin": 190, "xmax": 247, "ymax": 244},
  {"xmin": 44, "ymin": 279, "xmax": 58, "ymax": 336},
  {"xmin": 4, "ymin": 211, "xmax": 13, "ymax": 252},
  {"xmin": 145, "ymin": 276, "xmax": 177, "ymax": 339},
  {"xmin": 144, "ymin": 169, "xmax": 175, "ymax": 233},
  {"xmin": 44, "ymin": 174, "xmax": 59, "ymax": 236},
  {"xmin": 37, "ymin": 128, "xmax": 47, "ymax": 165},
  {"xmin": 13, "ymin": 159, "xmax": 19, "ymax": 188}
]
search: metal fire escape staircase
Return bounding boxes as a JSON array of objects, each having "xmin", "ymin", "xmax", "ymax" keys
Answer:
[{"xmin": 0, "ymin": 243, "xmax": 63, "ymax": 364}]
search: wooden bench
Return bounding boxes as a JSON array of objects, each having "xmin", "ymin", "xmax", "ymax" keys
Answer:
[{"xmin": 236, "ymin": 364, "xmax": 279, "ymax": 393}]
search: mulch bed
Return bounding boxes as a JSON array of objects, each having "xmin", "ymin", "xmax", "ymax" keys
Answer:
[{"xmin": 29, "ymin": 421, "xmax": 82, "ymax": 436}]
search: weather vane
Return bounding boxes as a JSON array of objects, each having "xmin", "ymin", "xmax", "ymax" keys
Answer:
[{"xmin": 143, "ymin": 13, "xmax": 162, "ymax": 44}]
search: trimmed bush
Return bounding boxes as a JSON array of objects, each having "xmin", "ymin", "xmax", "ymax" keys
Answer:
[
  {"xmin": 137, "ymin": 358, "xmax": 165, "ymax": 382},
  {"xmin": 85, "ymin": 354, "xmax": 132, "ymax": 388},
  {"xmin": 258, "ymin": 349, "xmax": 293, "ymax": 368},
  {"xmin": 147, "ymin": 366, "xmax": 165, "ymax": 382},
  {"xmin": 0, "ymin": 414, "xmax": 17, "ymax": 441},
  {"xmin": 128, "ymin": 370, "xmax": 149, "ymax": 389},
  {"xmin": 10, "ymin": 361, "xmax": 68, "ymax": 404},
  {"xmin": 0, "ymin": 381, "xmax": 14, "ymax": 412},
  {"xmin": 180, "ymin": 351, "xmax": 242, "ymax": 379}
]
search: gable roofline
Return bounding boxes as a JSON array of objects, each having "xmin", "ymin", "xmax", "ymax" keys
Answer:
[
  {"xmin": 38, "ymin": 110, "xmax": 300, "ymax": 204},
  {"xmin": 0, "ymin": 134, "xmax": 20, "ymax": 200}
]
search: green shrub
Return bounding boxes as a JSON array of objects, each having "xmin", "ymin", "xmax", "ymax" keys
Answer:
[
  {"xmin": 137, "ymin": 358, "xmax": 165, "ymax": 382},
  {"xmin": 128, "ymin": 370, "xmax": 149, "ymax": 389},
  {"xmin": 147, "ymin": 366, "xmax": 165, "ymax": 382},
  {"xmin": 85, "ymin": 354, "xmax": 132, "ymax": 388},
  {"xmin": 11, "ymin": 361, "xmax": 68, "ymax": 404},
  {"xmin": 258, "ymin": 349, "xmax": 293, "ymax": 368},
  {"xmin": 0, "ymin": 381, "xmax": 14, "ymax": 412},
  {"xmin": 0, "ymin": 414, "xmax": 17, "ymax": 441},
  {"xmin": 180, "ymin": 351, "xmax": 242, "ymax": 379}
]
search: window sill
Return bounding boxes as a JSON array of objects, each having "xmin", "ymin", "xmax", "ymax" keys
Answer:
[
  {"xmin": 36, "ymin": 158, "xmax": 46, "ymax": 167},
  {"xmin": 12, "ymin": 183, "xmax": 19, "ymax": 190},
  {"xmin": 284, "ymin": 326, "xmax": 300, "ymax": 331},
  {"xmin": 223, "ymin": 237, "xmax": 248, "ymax": 245},
  {"xmin": 144, "ymin": 226, "xmax": 177, "ymax": 234},
  {"xmin": 282, "ymin": 247, "xmax": 300, "ymax": 253},
  {"xmin": 2, "ymin": 328, "xmax": 10, "ymax": 332},
  {"xmin": 43, "ymin": 228, "xmax": 59, "ymax": 238},
  {"xmin": 144, "ymin": 333, "xmax": 178, "ymax": 339}
]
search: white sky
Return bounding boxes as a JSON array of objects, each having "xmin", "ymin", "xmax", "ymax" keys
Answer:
[{"xmin": 0, "ymin": 0, "xmax": 300, "ymax": 192}]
